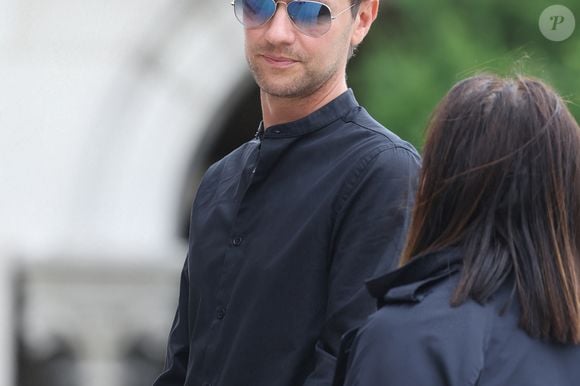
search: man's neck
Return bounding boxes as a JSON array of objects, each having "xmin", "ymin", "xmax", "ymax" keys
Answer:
[{"xmin": 260, "ymin": 79, "xmax": 348, "ymax": 129}]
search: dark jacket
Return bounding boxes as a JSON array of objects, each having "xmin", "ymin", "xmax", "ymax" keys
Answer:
[
  {"xmin": 153, "ymin": 90, "xmax": 420, "ymax": 386},
  {"xmin": 334, "ymin": 248, "xmax": 580, "ymax": 386}
]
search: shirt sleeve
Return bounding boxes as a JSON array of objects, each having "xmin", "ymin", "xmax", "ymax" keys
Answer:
[
  {"xmin": 341, "ymin": 288, "xmax": 488, "ymax": 386},
  {"xmin": 302, "ymin": 146, "xmax": 421, "ymax": 386},
  {"xmin": 152, "ymin": 257, "xmax": 191, "ymax": 386}
]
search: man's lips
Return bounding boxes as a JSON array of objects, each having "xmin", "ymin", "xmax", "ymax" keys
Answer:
[{"xmin": 261, "ymin": 54, "xmax": 299, "ymax": 67}]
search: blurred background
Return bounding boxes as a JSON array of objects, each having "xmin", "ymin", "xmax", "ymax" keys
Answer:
[{"xmin": 0, "ymin": 0, "xmax": 577, "ymax": 385}]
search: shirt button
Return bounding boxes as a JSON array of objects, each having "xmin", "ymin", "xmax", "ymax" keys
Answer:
[
  {"xmin": 232, "ymin": 236, "xmax": 243, "ymax": 246},
  {"xmin": 216, "ymin": 306, "xmax": 226, "ymax": 320}
]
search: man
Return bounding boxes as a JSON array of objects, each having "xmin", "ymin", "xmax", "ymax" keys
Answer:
[{"xmin": 153, "ymin": 1, "xmax": 420, "ymax": 385}]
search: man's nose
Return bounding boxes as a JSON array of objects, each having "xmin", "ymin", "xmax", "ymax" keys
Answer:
[{"xmin": 263, "ymin": 3, "xmax": 296, "ymax": 44}]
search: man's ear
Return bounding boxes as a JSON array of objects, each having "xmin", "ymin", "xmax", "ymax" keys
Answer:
[{"xmin": 351, "ymin": 0, "xmax": 379, "ymax": 47}]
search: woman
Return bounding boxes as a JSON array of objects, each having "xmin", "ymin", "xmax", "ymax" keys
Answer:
[{"xmin": 333, "ymin": 74, "xmax": 580, "ymax": 386}]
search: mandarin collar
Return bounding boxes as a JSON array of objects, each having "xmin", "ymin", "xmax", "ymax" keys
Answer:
[
  {"xmin": 257, "ymin": 89, "xmax": 359, "ymax": 139},
  {"xmin": 365, "ymin": 248, "xmax": 463, "ymax": 303}
]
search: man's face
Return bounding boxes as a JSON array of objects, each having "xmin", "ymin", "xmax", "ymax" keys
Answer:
[{"xmin": 244, "ymin": 0, "xmax": 357, "ymax": 99}]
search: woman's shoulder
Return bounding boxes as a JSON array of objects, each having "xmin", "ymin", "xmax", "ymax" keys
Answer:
[
  {"xmin": 363, "ymin": 271, "xmax": 492, "ymax": 350},
  {"xmin": 362, "ymin": 248, "xmax": 494, "ymax": 345},
  {"xmin": 341, "ymin": 272, "xmax": 490, "ymax": 386},
  {"xmin": 346, "ymin": 272, "xmax": 580, "ymax": 386}
]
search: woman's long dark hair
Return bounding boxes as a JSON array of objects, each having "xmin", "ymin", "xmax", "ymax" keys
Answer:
[{"xmin": 401, "ymin": 74, "xmax": 580, "ymax": 344}]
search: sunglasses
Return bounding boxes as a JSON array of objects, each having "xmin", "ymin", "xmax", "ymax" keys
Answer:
[{"xmin": 232, "ymin": 0, "xmax": 356, "ymax": 37}]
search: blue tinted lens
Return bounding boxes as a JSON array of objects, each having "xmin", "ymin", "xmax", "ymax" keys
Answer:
[
  {"xmin": 287, "ymin": 1, "xmax": 331, "ymax": 37},
  {"xmin": 234, "ymin": 0, "xmax": 276, "ymax": 28}
]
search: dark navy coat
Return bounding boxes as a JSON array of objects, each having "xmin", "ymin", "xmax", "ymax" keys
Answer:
[{"xmin": 334, "ymin": 249, "xmax": 580, "ymax": 386}]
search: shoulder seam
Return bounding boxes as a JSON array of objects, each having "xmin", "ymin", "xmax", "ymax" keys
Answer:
[
  {"xmin": 334, "ymin": 144, "xmax": 415, "ymax": 216},
  {"xmin": 342, "ymin": 115, "xmax": 413, "ymax": 149}
]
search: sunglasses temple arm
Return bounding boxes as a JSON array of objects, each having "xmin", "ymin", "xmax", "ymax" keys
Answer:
[{"xmin": 331, "ymin": 3, "xmax": 356, "ymax": 20}]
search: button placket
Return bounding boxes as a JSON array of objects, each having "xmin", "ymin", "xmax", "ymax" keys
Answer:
[{"xmin": 197, "ymin": 141, "xmax": 261, "ymax": 382}]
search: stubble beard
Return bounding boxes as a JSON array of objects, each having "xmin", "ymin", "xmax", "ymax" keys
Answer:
[{"xmin": 247, "ymin": 50, "xmax": 340, "ymax": 99}]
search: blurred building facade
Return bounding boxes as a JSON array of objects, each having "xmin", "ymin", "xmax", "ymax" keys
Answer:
[{"xmin": 0, "ymin": 0, "xmax": 260, "ymax": 384}]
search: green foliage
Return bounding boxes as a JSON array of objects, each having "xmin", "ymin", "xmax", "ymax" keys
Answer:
[{"xmin": 348, "ymin": 0, "xmax": 580, "ymax": 150}]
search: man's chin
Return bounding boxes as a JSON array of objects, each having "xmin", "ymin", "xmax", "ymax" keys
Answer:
[
  {"xmin": 255, "ymin": 77, "xmax": 309, "ymax": 99},
  {"xmin": 260, "ymin": 85, "xmax": 302, "ymax": 98}
]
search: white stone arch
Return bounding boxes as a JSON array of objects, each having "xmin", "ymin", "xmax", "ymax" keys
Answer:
[
  {"xmin": 3, "ymin": 1, "xmax": 258, "ymax": 385},
  {"xmin": 67, "ymin": 0, "xmax": 253, "ymax": 254}
]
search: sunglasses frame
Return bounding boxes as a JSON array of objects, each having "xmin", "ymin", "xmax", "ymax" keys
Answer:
[{"xmin": 231, "ymin": 0, "xmax": 356, "ymax": 37}]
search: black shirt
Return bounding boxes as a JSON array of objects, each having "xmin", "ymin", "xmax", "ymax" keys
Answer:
[{"xmin": 153, "ymin": 90, "xmax": 420, "ymax": 386}]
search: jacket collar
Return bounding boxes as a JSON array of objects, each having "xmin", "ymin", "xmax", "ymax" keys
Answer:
[
  {"xmin": 257, "ymin": 89, "xmax": 359, "ymax": 139},
  {"xmin": 366, "ymin": 248, "xmax": 463, "ymax": 307}
]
